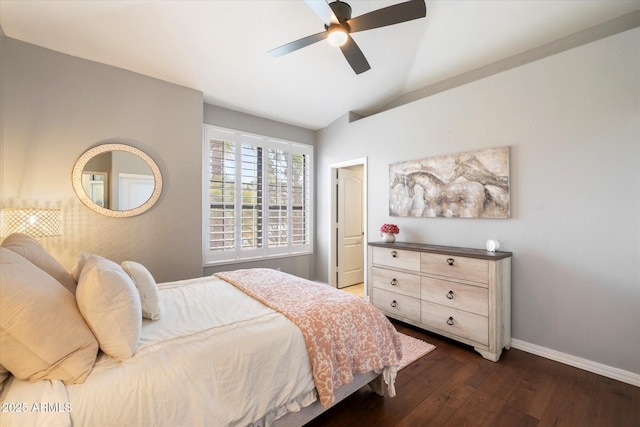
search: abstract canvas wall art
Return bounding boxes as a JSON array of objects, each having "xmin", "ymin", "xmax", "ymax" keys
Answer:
[{"xmin": 389, "ymin": 146, "xmax": 510, "ymax": 218}]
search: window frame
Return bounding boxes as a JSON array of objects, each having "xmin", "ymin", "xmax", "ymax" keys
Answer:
[{"xmin": 202, "ymin": 124, "xmax": 313, "ymax": 266}]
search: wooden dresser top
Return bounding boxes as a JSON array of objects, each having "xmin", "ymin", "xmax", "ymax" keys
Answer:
[{"xmin": 369, "ymin": 241, "xmax": 512, "ymax": 261}]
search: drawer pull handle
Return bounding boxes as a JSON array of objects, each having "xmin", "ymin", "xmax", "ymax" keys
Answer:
[
  {"xmin": 391, "ymin": 251, "xmax": 398, "ymax": 258},
  {"xmin": 391, "ymin": 300, "xmax": 398, "ymax": 308},
  {"xmin": 391, "ymin": 278, "xmax": 397, "ymax": 286},
  {"xmin": 447, "ymin": 316, "xmax": 454, "ymax": 326},
  {"xmin": 446, "ymin": 258, "xmax": 455, "ymax": 266},
  {"xmin": 446, "ymin": 290, "xmax": 454, "ymax": 299}
]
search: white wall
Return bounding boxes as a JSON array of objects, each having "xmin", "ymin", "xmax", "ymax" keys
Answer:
[
  {"xmin": 315, "ymin": 29, "xmax": 640, "ymax": 375},
  {"xmin": 1, "ymin": 38, "xmax": 204, "ymax": 282}
]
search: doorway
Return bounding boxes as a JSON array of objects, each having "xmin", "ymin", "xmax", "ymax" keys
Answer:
[
  {"xmin": 118, "ymin": 173, "xmax": 155, "ymax": 210},
  {"xmin": 329, "ymin": 158, "xmax": 367, "ymax": 298}
]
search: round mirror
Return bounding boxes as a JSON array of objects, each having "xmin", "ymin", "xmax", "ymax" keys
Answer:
[{"xmin": 72, "ymin": 143, "xmax": 162, "ymax": 217}]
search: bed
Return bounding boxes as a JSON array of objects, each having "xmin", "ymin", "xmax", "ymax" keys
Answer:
[{"xmin": 0, "ymin": 233, "xmax": 403, "ymax": 426}]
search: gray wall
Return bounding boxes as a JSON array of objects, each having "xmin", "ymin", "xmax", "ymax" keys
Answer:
[
  {"xmin": 1, "ymin": 38, "xmax": 204, "ymax": 282},
  {"xmin": 0, "ymin": 28, "xmax": 5, "ymax": 182},
  {"xmin": 315, "ymin": 29, "xmax": 639, "ymax": 375},
  {"xmin": 2, "ymin": 23, "xmax": 637, "ymax": 378},
  {"xmin": 203, "ymin": 104, "xmax": 316, "ymax": 146},
  {"xmin": 0, "ymin": 38, "xmax": 319, "ymax": 283},
  {"xmin": 202, "ymin": 104, "xmax": 317, "ymax": 279}
]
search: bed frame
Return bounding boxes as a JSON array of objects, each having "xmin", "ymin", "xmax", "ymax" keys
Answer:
[{"xmin": 274, "ymin": 372, "xmax": 383, "ymax": 426}]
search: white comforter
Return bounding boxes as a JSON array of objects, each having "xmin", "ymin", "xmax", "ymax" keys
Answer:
[{"xmin": 0, "ymin": 276, "xmax": 316, "ymax": 427}]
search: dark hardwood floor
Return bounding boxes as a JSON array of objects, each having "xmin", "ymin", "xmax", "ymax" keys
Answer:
[{"xmin": 305, "ymin": 320, "xmax": 639, "ymax": 427}]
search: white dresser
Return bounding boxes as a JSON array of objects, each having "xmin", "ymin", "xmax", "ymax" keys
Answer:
[{"xmin": 369, "ymin": 242, "xmax": 512, "ymax": 362}]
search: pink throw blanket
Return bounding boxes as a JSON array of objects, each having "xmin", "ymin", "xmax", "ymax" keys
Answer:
[{"xmin": 215, "ymin": 268, "xmax": 403, "ymax": 407}]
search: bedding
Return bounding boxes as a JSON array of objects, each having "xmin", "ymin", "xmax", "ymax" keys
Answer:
[
  {"xmin": 121, "ymin": 260, "xmax": 161, "ymax": 320},
  {"xmin": 216, "ymin": 268, "xmax": 403, "ymax": 407},
  {"xmin": 75, "ymin": 254, "xmax": 142, "ymax": 361},
  {"xmin": 1, "ymin": 275, "xmax": 316, "ymax": 426},
  {"xmin": 0, "ymin": 234, "xmax": 402, "ymax": 426},
  {"xmin": 1, "ymin": 233, "xmax": 76, "ymax": 293},
  {"xmin": 0, "ymin": 248, "xmax": 98, "ymax": 385}
]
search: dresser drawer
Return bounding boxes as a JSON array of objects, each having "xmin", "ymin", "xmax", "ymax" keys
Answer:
[
  {"xmin": 421, "ymin": 277, "xmax": 488, "ymax": 316},
  {"xmin": 372, "ymin": 267, "xmax": 420, "ymax": 298},
  {"xmin": 421, "ymin": 253, "xmax": 488, "ymax": 284},
  {"xmin": 421, "ymin": 301, "xmax": 488, "ymax": 345},
  {"xmin": 372, "ymin": 247, "xmax": 420, "ymax": 272},
  {"xmin": 373, "ymin": 288, "xmax": 421, "ymax": 322}
]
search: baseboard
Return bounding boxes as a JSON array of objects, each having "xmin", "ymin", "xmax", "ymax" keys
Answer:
[{"xmin": 510, "ymin": 339, "xmax": 640, "ymax": 387}]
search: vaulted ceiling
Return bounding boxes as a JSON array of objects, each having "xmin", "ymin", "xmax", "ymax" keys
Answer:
[{"xmin": 2, "ymin": 0, "xmax": 639, "ymax": 129}]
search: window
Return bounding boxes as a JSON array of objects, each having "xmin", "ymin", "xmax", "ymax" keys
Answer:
[{"xmin": 203, "ymin": 125, "xmax": 313, "ymax": 264}]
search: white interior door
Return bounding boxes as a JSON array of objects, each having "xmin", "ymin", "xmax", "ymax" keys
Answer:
[
  {"xmin": 118, "ymin": 173, "xmax": 154, "ymax": 210},
  {"xmin": 337, "ymin": 166, "xmax": 364, "ymax": 288}
]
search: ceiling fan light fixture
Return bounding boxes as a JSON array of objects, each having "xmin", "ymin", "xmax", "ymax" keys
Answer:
[
  {"xmin": 327, "ymin": 26, "xmax": 348, "ymax": 47},
  {"xmin": 269, "ymin": 0, "xmax": 426, "ymax": 74}
]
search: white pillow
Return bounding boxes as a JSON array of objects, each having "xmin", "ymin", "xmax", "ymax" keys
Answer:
[
  {"xmin": 1, "ymin": 233, "xmax": 76, "ymax": 294},
  {"xmin": 0, "ymin": 365, "xmax": 8, "ymax": 393},
  {"xmin": 70, "ymin": 251, "xmax": 93, "ymax": 283},
  {"xmin": 121, "ymin": 261, "xmax": 160, "ymax": 320},
  {"xmin": 0, "ymin": 248, "xmax": 98, "ymax": 384},
  {"xmin": 76, "ymin": 255, "xmax": 142, "ymax": 361}
]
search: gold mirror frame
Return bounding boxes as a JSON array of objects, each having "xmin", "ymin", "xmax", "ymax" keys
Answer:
[{"xmin": 72, "ymin": 143, "xmax": 162, "ymax": 218}]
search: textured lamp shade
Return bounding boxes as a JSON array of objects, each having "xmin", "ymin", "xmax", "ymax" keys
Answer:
[{"xmin": 0, "ymin": 208, "xmax": 62, "ymax": 238}]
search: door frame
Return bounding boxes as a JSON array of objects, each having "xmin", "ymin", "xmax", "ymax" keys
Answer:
[{"xmin": 328, "ymin": 157, "xmax": 368, "ymax": 299}]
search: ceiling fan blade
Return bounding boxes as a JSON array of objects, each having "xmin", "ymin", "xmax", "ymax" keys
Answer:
[
  {"xmin": 268, "ymin": 31, "xmax": 328, "ymax": 57},
  {"xmin": 347, "ymin": 0, "xmax": 426, "ymax": 33},
  {"xmin": 304, "ymin": 0, "xmax": 339, "ymax": 26},
  {"xmin": 339, "ymin": 35, "xmax": 371, "ymax": 74}
]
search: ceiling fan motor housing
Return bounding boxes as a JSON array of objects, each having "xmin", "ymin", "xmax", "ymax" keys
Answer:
[{"xmin": 329, "ymin": 1, "xmax": 352, "ymax": 22}]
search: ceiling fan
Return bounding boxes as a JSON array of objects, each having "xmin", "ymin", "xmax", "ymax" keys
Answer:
[{"xmin": 268, "ymin": 0, "xmax": 427, "ymax": 75}]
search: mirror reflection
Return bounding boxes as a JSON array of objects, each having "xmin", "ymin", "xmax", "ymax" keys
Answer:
[
  {"xmin": 72, "ymin": 143, "xmax": 162, "ymax": 218},
  {"xmin": 82, "ymin": 151, "xmax": 154, "ymax": 210}
]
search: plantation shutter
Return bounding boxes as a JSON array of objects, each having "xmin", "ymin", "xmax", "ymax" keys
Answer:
[{"xmin": 204, "ymin": 125, "xmax": 313, "ymax": 264}]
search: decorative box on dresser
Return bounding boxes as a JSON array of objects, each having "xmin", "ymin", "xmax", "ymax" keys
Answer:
[{"xmin": 369, "ymin": 242, "xmax": 512, "ymax": 362}]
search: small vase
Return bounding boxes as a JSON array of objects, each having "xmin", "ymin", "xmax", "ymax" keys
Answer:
[{"xmin": 382, "ymin": 232, "xmax": 396, "ymax": 243}]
